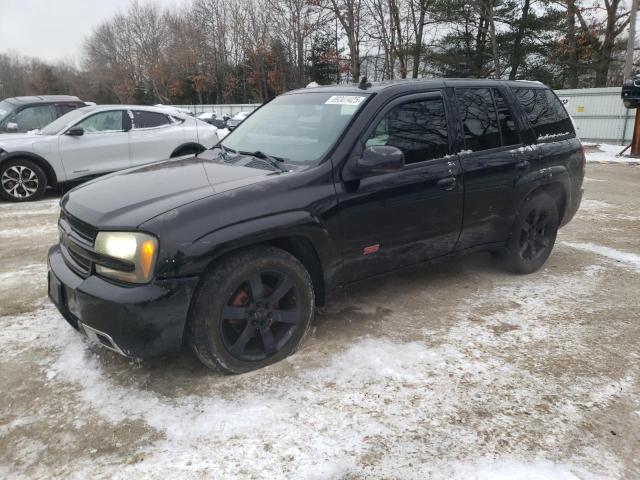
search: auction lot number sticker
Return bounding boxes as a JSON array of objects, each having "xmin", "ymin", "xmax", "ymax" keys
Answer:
[{"xmin": 325, "ymin": 95, "xmax": 366, "ymax": 105}]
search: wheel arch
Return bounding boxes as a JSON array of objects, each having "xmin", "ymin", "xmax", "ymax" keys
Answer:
[
  {"xmin": 160, "ymin": 211, "xmax": 341, "ymax": 307},
  {"xmin": 515, "ymin": 167, "xmax": 571, "ymax": 224},
  {"xmin": 1, "ymin": 151, "xmax": 58, "ymax": 187},
  {"xmin": 170, "ymin": 143, "xmax": 205, "ymax": 158}
]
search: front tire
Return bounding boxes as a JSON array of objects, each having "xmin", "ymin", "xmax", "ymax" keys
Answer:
[
  {"xmin": 187, "ymin": 246, "xmax": 314, "ymax": 374},
  {"xmin": 500, "ymin": 192, "xmax": 559, "ymax": 274},
  {"xmin": 0, "ymin": 159, "xmax": 47, "ymax": 202}
]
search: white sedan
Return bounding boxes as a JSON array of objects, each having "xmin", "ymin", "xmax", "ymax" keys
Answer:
[{"xmin": 0, "ymin": 105, "xmax": 218, "ymax": 201}]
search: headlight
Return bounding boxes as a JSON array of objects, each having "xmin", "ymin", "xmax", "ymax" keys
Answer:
[{"xmin": 94, "ymin": 231, "xmax": 158, "ymax": 284}]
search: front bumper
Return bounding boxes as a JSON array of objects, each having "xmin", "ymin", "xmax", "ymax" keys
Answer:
[{"xmin": 47, "ymin": 244, "xmax": 200, "ymax": 358}]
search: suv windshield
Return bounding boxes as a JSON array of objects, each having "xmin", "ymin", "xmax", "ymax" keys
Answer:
[
  {"xmin": 40, "ymin": 107, "xmax": 92, "ymax": 135},
  {"xmin": 221, "ymin": 92, "xmax": 369, "ymax": 163},
  {"xmin": 0, "ymin": 100, "xmax": 17, "ymax": 123}
]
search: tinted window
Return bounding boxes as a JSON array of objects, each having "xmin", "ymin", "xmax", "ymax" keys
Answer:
[
  {"xmin": 132, "ymin": 110, "xmax": 171, "ymax": 129},
  {"xmin": 76, "ymin": 111, "xmax": 124, "ymax": 133},
  {"xmin": 10, "ymin": 105, "xmax": 55, "ymax": 132},
  {"xmin": 366, "ymin": 97, "xmax": 449, "ymax": 165},
  {"xmin": 455, "ymin": 88, "xmax": 501, "ymax": 151},
  {"xmin": 493, "ymin": 89, "xmax": 520, "ymax": 146},
  {"xmin": 512, "ymin": 88, "xmax": 574, "ymax": 140}
]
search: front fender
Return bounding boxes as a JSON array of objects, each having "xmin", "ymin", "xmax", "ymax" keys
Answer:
[
  {"xmin": 155, "ymin": 210, "xmax": 342, "ymax": 285},
  {"xmin": 1, "ymin": 150, "xmax": 61, "ymax": 186}
]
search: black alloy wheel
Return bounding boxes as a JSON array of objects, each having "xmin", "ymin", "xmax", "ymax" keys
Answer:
[
  {"xmin": 518, "ymin": 206, "xmax": 554, "ymax": 262},
  {"xmin": 500, "ymin": 192, "xmax": 559, "ymax": 274},
  {"xmin": 188, "ymin": 246, "xmax": 314, "ymax": 374},
  {"xmin": 220, "ymin": 271, "xmax": 301, "ymax": 361}
]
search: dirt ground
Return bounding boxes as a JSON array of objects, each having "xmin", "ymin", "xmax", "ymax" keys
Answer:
[{"xmin": 0, "ymin": 163, "xmax": 639, "ymax": 479}]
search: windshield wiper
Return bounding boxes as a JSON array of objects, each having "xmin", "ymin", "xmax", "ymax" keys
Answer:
[{"xmin": 240, "ymin": 150, "xmax": 288, "ymax": 173}]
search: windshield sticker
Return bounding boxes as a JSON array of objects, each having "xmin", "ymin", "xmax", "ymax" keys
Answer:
[{"xmin": 325, "ymin": 95, "xmax": 366, "ymax": 106}]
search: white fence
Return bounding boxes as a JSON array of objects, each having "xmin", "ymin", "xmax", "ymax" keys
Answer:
[
  {"xmin": 555, "ymin": 87, "xmax": 632, "ymax": 145},
  {"xmin": 174, "ymin": 87, "xmax": 631, "ymax": 145}
]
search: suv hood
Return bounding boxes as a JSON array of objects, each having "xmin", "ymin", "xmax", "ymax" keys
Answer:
[{"xmin": 62, "ymin": 155, "xmax": 275, "ymax": 228}]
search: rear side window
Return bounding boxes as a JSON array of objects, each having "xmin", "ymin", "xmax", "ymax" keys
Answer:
[
  {"xmin": 493, "ymin": 89, "xmax": 520, "ymax": 146},
  {"xmin": 511, "ymin": 88, "xmax": 574, "ymax": 140},
  {"xmin": 131, "ymin": 110, "xmax": 171, "ymax": 129},
  {"xmin": 455, "ymin": 88, "xmax": 501, "ymax": 152},
  {"xmin": 366, "ymin": 97, "xmax": 449, "ymax": 164},
  {"xmin": 56, "ymin": 103, "xmax": 80, "ymax": 117}
]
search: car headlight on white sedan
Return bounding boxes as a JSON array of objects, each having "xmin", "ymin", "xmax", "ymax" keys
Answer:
[{"xmin": 94, "ymin": 231, "xmax": 158, "ymax": 284}]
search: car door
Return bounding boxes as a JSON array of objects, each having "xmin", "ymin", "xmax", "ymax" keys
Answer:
[
  {"xmin": 335, "ymin": 92, "xmax": 464, "ymax": 283},
  {"xmin": 453, "ymin": 86, "xmax": 539, "ymax": 249},
  {"xmin": 58, "ymin": 109, "xmax": 131, "ymax": 180},
  {"xmin": 128, "ymin": 110, "xmax": 185, "ymax": 166}
]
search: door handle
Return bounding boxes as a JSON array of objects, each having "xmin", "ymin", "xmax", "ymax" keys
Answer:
[
  {"xmin": 437, "ymin": 177, "xmax": 457, "ymax": 191},
  {"xmin": 515, "ymin": 159, "xmax": 530, "ymax": 170}
]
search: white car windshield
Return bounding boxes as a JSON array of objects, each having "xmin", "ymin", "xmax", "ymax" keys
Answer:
[
  {"xmin": 221, "ymin": 92, "xmax": 369, "ymax": 164},
  {"xmin": 40, "ymin": 108, "xmax": 91, "ymax": 135}
]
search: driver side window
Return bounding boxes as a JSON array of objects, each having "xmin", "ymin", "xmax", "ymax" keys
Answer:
[
  {"xmin": 76, "ymin": 111, "xmax": 124, "ymax": 133},
  {"xmin": 366, "ymin": 97, "xmax": 449, "ymax": 165},
  {"xmin": 10, "ymin": 105, "xmax": 55, "ymax": 132}
]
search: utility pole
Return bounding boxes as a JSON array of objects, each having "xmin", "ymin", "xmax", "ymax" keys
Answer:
[{"xmin": 624, "ymin": 0, "xmax": 639, "ymax": 79}]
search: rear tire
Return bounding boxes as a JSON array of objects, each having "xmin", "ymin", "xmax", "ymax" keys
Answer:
[
  {"xmin": 499, "ymin": 192, "xmax": 559, "ymax": 274},
  {"xmin": 0, "ymin": 159, "xmax": 47, "ymax": 202},
  {"xmin": 187, "ymin": 246, "xmax": 314, "ymax": 374}
]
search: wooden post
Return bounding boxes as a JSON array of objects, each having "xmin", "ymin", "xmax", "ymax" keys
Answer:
[{"xmin": 631, "ymin": 111, "xmax": 640, "ymax": 158}]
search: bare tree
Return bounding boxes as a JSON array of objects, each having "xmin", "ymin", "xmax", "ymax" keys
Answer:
[{"xmin": 327, "ymin": 0, "xmax": 364, "ymax": 81}]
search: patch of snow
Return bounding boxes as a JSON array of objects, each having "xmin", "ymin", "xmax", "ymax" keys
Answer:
[
  {"xmin": 450, "ymin": 457, "xmax": 582, "ymax": 480},
  {"xmin": 0, "ymin": 264, "xmax": 48, "ymax": 290},
  {"xmin": 0, "ymin": 199, "xmax": 59, "ymax": 210},
  {"xmin": 585, "ymin": 144, "xmax": 640, "ymax": 165},
  {"xmin": 0, "ymin": 224, "xmax": 57, "ymax": 238},
  {"xmin": 563, "ymin": 242, "xmax": 640, "ymax": 271},
  {"xmin": 216, "ymin": 128, "xmax": 230, "ymax": 139}
]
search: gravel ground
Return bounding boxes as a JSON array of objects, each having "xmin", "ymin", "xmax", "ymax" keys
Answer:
[{"xmin": 0, "ymin": 162, "xmax": 639, "ymax": 479}]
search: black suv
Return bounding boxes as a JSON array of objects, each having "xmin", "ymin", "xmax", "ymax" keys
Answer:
[
  {"xmin": 0, "ymin": 95, "xmax": 87, "ymax": 133},
  {"xmin": 48, "ymin": 79, "xmax": 584, "ymax": 373}
]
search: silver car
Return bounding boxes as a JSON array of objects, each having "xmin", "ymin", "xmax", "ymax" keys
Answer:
[{"xmin": 0, "ymin": 105, "xmax": 219, "ymax": 201}]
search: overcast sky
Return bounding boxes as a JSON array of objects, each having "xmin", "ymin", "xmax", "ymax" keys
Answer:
[{"xmin": 0, "ymin": 0, "xmax": 188, "ymax": 64}]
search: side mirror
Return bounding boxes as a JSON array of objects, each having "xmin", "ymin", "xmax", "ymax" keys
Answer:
[
  {"xmin": 6, "ymin": 122, "xmax": 18, "ymax": 132},
  {"xmin": 66, "ymin": 127, "xmax": 84, "ymax": 137},
  {"xmin": 354, "ymin": 145, "xmax": 405, "ymax": 176}
]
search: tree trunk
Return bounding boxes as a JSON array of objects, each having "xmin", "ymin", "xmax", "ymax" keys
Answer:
[
  {"xmin": 565, "ymin": 0, "xmax": 579, "ymax": 88},
  {"xmin": 411, "ymin": 0, "xmax": 427, "ymax": 78},
  {"xmin": 508, "ymin": 0, "xmax": 530, "ymax": 80},
  {"xmin": 487, "ymin": 0, "xmax": 501, "ymax": 78}
]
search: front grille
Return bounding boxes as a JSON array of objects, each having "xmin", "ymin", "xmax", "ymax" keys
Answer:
[
  {"xmin": 67, "ymin": 247, "xmax": 91, "ymax": 274},
  {"xmin": 60, "ymin": 209, "xmax": 97, "ymax": 242},
  {"xmin": 59, "ymin": 210, "xmax": 96, "ymax": 278}
]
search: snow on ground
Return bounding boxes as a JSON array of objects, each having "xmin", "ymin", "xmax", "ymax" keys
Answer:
[
  {"xmin": 2, "ymin": 259, "xmax": 634, "ymax": 479},
  {"xmin": 563, "ymin": 242, "xmax": 640, "ymax": 271},
  {"xmin": 583, "ymin": 143, "xmax": 640, "ymax": 165}
]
